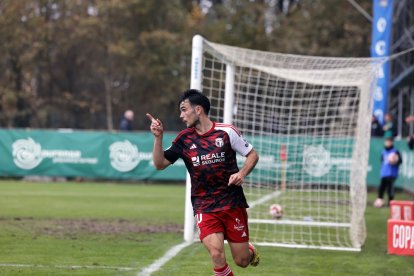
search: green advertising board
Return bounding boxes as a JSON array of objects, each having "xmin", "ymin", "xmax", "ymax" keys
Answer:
[
  {"xmin": 245, "ymin": 135, "xmax": 355, "ymax": 186},
  {"xmin": 246, "ymin": 135, "xmax": 414, "ymax": 192},
  {"xmin": 0, "ymin": 129, "xmax": 413, "ymax": 193},
  {"xmin": 0, "ymin": 129, "xmax": 186, "ymax": 180}
]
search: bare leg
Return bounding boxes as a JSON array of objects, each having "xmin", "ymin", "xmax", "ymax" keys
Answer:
[
  {"xmin": 202, "ymin": 232, "xmax": 227, "ymax": 268},
  {"xmin": 228, "ymin": 242, "xmax": 252, "ymax": 268}
]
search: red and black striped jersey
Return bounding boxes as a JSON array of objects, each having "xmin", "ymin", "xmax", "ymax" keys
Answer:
[{"xmin": 164, "ymin": 122, "xmax": 253, "ymax": 214}]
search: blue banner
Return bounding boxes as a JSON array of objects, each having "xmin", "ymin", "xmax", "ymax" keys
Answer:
[{"xmin": 371, "ymin": 0, "xmax": 393, "ymax": 124}]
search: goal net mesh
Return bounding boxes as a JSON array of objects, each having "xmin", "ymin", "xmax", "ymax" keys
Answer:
[{"xmin": 198, "ymin": 39, "xmax": 382, "ymax": 250}]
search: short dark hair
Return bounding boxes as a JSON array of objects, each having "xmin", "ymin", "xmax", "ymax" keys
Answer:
[{"xmin": 179, "ymin": 89, "xmax": 210, "ymax": 115}]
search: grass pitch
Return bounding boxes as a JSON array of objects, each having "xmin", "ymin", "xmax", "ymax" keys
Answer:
[{"xmin": 0, "ymin": 180, "xmax": 413, "ymax": 275}]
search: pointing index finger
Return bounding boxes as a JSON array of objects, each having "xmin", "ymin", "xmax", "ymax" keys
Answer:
[{"xmin": 146, "ymin": 113, "xmax": 156, "ymax": 122}]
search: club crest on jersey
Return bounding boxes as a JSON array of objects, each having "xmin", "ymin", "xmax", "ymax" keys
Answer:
[{"xmin": 215, "ymin": 138, "xmax": 224, "ymax": 148}]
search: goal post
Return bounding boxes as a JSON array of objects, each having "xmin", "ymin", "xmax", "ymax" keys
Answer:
[
  {"xmin": 184, "ymin": 35, "xmax": 203, "ymax": 242},
  {"xmin": 184, "ymin": 35, "xmax": 384, "ymax": 250}
]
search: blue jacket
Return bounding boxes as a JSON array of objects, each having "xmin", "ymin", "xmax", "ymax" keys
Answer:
[{"xmin": 380, "ymin": 147, "xmax": 402, "ymax": 178}]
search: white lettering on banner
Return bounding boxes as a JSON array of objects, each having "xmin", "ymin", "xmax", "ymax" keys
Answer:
[
  {"xmin": 303, "ymin": 145, "xmax": 331, "ymax": 177},
  {"xmin": 12, "ymin": 137, "xmax": 98, "ymax": 170},
  {"xmin": 400, "ymin": 152, "xmax": 414, "ymax": 179},
  {"xmin": 109, "ymin": 141, "xmax": 174, "ymax": 172},
  {"xmin": 392, "ymin": 206, "xmax": 401, "ymax": 220},
  {"xmin": 393, "ymin": 225, "xmax": 414, "ymax": 249},
  {"xmin": 109, "ymin": 140, "xmax": 140, "ymax": 172},
  {"xmin": 41, "ymin": 150, "xmax": 81, "ymax": 158},
  {"xmin": 374, "ymin": 86, "xmax": 383, "ymax": 101},
  {"xmin": 378, "ymin": 66, "xmax": 384, "ymax": 79},
  {"xmin": 238, "ymin": 152, "xmax": 355, "ymax": 173},
  {"xmin": 374, "ymin": 109, "xmax": 384, "ymax": 123},
  {"xmin": 404, "ymin": 206, "xmax": 412, "ymax": 221},
  {"xmin": 375, "ymin": 40, "xmax": 386, "ymax": 56},
  {"xmin": 12, "ymin": 138, "xmax": 42, "ymax": 170},
  {"xmin": 377, "ymin": 17, "xmax": 387, "ymax": 33},
  {"xmin": 193, "ymin": 57, "xmax": 200, "ymax": 80}
]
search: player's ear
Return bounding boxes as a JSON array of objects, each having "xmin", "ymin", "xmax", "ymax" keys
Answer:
[{"xmin": 195, "ymin": 105, "xmax": 202, "ymax": 115}]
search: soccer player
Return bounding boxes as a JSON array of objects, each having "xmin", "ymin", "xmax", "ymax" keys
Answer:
[{"xmin": 146, "ymin": 89, "xmax": 260, "ymax": 275}]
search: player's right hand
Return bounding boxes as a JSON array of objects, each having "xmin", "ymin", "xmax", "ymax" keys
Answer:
[{"xmin": 146, "ymin": 113, "xmax": 164, "ymax": 137}]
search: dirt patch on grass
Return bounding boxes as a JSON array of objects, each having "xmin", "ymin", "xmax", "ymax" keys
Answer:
[
  {"xmin": 3, "ymin": 217, "xmax": 182, "ymax": 236},
  {"xmin": 43, "ymin": 219, "xmax": 183, "ymax": 236}
]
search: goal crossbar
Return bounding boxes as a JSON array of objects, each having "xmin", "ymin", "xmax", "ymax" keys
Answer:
[{"xmin": 186, "ymin": 34, "xmax": 385, "ymax": 251}]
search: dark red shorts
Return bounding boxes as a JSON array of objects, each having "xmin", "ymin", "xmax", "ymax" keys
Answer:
[{"xmin": 195, "ymin": 208, "xmax": 249, "ymax": 243}]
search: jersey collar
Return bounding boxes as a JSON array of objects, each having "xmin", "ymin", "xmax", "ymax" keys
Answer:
[{"xmin": 194, "ymin": 121, "xmax": 216, "ymax": 137}]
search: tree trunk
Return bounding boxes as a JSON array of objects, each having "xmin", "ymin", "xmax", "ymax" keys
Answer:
[{"xmin": 104, "ymin": 77, "xmax": 113, "ymax": 131}]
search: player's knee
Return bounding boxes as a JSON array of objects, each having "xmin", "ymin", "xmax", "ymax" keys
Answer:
[
  {"xmin": 210, "ymin": 249, "xmax": 226, "ymax": 266},
  {"xmin": 233, "ymin": 255, "xmax": 250, "ymax": 268}
]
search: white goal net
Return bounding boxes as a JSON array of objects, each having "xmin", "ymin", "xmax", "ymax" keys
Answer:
[{"xmin": 186, "ymin": 35, "xmax": 383, "ymax": 251}]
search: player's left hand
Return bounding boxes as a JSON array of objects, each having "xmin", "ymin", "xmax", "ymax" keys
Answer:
[{"xmin": 228, "ymin": 172, "xmax": 244, "ymax": 186}]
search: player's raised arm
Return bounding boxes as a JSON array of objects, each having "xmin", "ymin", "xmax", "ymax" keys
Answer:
[{"xmin": 146, "ymin": 113, "xmax": 171, "ymax": 170}]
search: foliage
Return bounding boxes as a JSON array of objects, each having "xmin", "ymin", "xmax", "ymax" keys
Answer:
[{"xmin": 0, "ymin": 0, "xmax": 373, "ymax": 130}]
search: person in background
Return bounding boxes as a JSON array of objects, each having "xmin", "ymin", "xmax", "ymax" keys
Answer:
[
  {"xmin": 120, "ymin": 110, "xmax": 134, "ymax": 131},
  {"xmin": 382, "ymin": 113, "xmax": 397, "ymax": 138},
  {"xmin": 405, "ymin": 115, "xmax": 414, "ymax": 150},
  {"xmin": 373, "ymin": 137, "xmax": 403, "ymax": 208},
  {"xmin": 371, "ymin": 115, "xmax": 383, "ymax": 137}
]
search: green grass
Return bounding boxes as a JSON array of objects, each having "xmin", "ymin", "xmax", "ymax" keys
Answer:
[
  {"xmin": 0, "ymin": 181, "xmax": 184, "ymax": 276},
  {"xmin": 0, "ymin": 180, "xmax": 413, "ymax": 275}
]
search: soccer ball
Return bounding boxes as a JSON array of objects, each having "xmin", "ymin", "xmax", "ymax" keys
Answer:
[
  {"xmin": 373, "ymin": 198, "xmax": 384, "ymax": 208},
  {"xmin": 269, "ymin": 204, "xmax": 283, "ymax": 219},
  {"xmin": 388, "ymin": 153, "xmax": 399, "ymax": 165}
]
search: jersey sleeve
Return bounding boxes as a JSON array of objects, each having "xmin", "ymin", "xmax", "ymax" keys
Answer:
[
  {"xmin": 164, "ymin": 142, "xmax": 181, "ymax": 164},
  {"xmin": 228, "ymin": 127, "xmax": 253, "ymax": 157}
]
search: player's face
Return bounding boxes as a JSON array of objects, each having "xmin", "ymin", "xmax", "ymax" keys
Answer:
[
  {"xmin": 384, "ymin": 140, "xmax": 393, "ymax": 148},
  {"xmin": 180, "ymin": 100, "xmax": 200, "ymax": 128}
]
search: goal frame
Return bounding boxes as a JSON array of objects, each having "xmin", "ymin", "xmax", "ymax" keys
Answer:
[{"xmin": 184, "ymin": 35, "xmax": 374, "ymax": 252}]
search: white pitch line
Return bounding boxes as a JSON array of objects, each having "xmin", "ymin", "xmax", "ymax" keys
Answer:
[
  {"xmin": 249, "ymin": 190, "xmax": 281, "ymax": 209},
  {"xmin": 0, "ymin": 263, "xmax": 135, "ymax": 271},
  {"xmin": 137, "ymin": 241, "xmax": 193, "ymax": 276},
  {"xmin": 137, "ymin": 190, "xmax": 280, "ymax": 275}
]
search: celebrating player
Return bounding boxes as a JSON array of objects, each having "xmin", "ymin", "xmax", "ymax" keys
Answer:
[{"xmin": 146, "ymin": 89, "xmax": 260, "ymax": 275}]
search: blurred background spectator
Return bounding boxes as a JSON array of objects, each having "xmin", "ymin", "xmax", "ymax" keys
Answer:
[
  {"xmin": 382, "ymin": 113, "xmax": 397, "ymax": 139},
  {"xmin": 371, "ymin": 115, "xmax": 384, "ymax": 137},
  {"xmin": 120, "ymin": 110, "xmax": 134, "ymax": 131}
]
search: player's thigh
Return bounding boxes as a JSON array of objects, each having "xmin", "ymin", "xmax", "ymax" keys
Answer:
[{"xmin": 202, "ymin": 232, "xmax": 225, "ymax": 253}]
